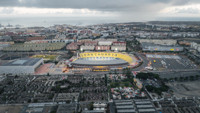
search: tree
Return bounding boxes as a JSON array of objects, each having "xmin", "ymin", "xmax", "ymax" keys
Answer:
[
  {"xmin": 179, "ymin": 77, "xmax": 184, "ymax": 81},
  {"xmin": 47, "ymin": 73, "xmax": 50, "ymax": 76},
  {"xmin": 163, "ymin": 78, "xmax": 168, "ymax": 82},
  {"xmin": 146, "ymin": 85, "xmax": 154, "ymax": 92},
  {"xmin": 136, "ymin": 73, "xmax": 160, "ymax": 80},
  {"xmin": 174, "ymin": 77, "xmax": 178, "ymax": 81},
  {"xmin": 196, "ymin": 75, "xmax": 199, "ymax": 79},
  {"xmin": 124, "ymin": 82, "xmax": 130, "ymax": 87},
  {"xmin": 104, "ymin": 74, "xmax": 107, "ymax": 86},
  {"xmin": 28, "ymin": 99, "xmax": 31, "ymax": 103},
  {"xmin": 190, "ymin": 76, "xmax": 194, "ymax": 81},
  {"xmin": 33, "ymin": 99, "xmax": 38, "ymax": 103},
  {"xmin": 184, "ymin": 76, "xmax": 189, "ymax": 81},
  {"xmin": 126, "ymin": 68, "xmax": 133, "ymax": 84},
  {"xmin": 114, "ymin": 69, "xmax": 118, "ymax": 74},
  {"xmin": 89, "ymin": 102, "xmax": 94, "ymax": 110}
]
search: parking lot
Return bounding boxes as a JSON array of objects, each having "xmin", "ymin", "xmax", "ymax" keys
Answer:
[
  {"xmin": 167, "ymin": 81, "xmax": 200, "ymax": 98},
  {"xmin": 146, "ymin": 54, "xmax": 198, "ymax": 71},
  {"xmin": 154, "ymin": 70, "xmax": 200, "ymax": 78}
]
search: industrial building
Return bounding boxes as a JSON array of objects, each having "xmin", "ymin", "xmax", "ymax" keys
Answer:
[
  {"xmin": 0, "ymin": 44, "xmax": 10, "ymax": 50},
  {"xmin": 80, "ymin": 45, "xmax": 95, "ymax": 51},
  {"xmin": 111, "ymin": 46, "xmax": 126, "ymax": 51},
  {"xmin": 112, "ymin": 99, "xmax": 157, "ymax": 113},
  {"xmin": 114, "ymin": 100, "xmax": 136, "ymax": 113},
  {"xmin": 98, "ymin": 41, "xmax": 113, "ymax": 46},
  {"xmin": 66, "ymin": 42, "xmax": 80, "ymax": 50},
  {"xmin": 141, "ymin": 43, "xmax": 184, "ymax": 52},
  {"xmin": 57, "ymin": 103, "xmax": 77, "ymax": 113},
  {"xmin": 191, "ymin": 42, "xmax": 200, "ymax": 52},
  {"xmin": 84, "ymin": 41, "xmax": 98, "ymax": 46},
  {"xmin": 113, "ymin": 41, "xmax": 126, "ymax": 46},
  {"xmin": 2, "ymin": 43, "xmax": 66, "ymax": 51},
  {"xmin": 0, "ymin": 58, "xmax": 44, "ymax": 75},
  {"xmin": 137, "ymin": 39, "xmax": 177, "ymax": 45},
  {"xmin": 0, "ymin": 42, "xmax": 14, "ymax": 50},
  {"xmin": 95, "ymin": 46, "xmax": 110, "ymax": 51}
]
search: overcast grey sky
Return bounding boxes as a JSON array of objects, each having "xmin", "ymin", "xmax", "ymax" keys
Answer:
[{"xmin": 0, "ymin": 0, "xmax": 200, "ymax": 22}]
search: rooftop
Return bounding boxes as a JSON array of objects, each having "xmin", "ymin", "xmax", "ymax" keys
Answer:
[{"xmin": 1, "ymin": 58, "xmax": 42, "ymax": 66}]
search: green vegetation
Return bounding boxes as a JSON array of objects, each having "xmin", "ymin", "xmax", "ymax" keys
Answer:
[
  {"xmin": 146, "ymin": 84, "xmax": 169, "ymax": 95},
  {"xmin": 50, "ymin": 106, "xmax": 58, "ymax": 113},
  {"xmin": 136, "ymin": 72, "xmax": 169, "ymax": 95},
  {"xmin": 48, "ymin": 94, "xmax": 54, "ymax": 100},
  {"xmin": 109, "ymin": 68, "xmax": 134, "ymax": 88},
  {"xmin": 33, "ymin": 99, "xmax": 38, "ymax": 103},
  {"xmin": 105, "ymin": 74, "xmax": 107, "ymax": 86},
  {"xmin": 136, "ymin": 73, "xmax": 160, "ymax": 80},
  {"xmin": 126, "ymin": 39, "xmax": 141, "ymax": 52},
  {"xmin": 166, "ymin": 75, "xmax": 199, "ymax": 82},
  {"xmin": 123, "ymin": 68, "xmax": 134, "ymax": 84},
  {"xmin": 110, "ymin": 81, "xmax": 132, "ymax": 88},
  {"xmin": 89, "ymin": 102, "xmax": 94, "ymax": 110},
  {"xmin": 67, "ymin": 51, "xmax": 74, "ymax": 59},
  {"xmin": 0, "ymin": 87, "xmax": 4, "ymax": 94},
  {"xmin": 32, "ymin": 54, "xmax": 58, "ymax": 64}
]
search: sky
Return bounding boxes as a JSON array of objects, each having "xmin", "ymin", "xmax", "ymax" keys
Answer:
[{"xmin": 0, "ymin": 0, "xmax": 200, "ymax": 23}]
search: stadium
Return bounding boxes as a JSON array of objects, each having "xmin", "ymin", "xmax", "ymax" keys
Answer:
[{"xmin": 70, "ymin": 52, "xmax": 139, "ymax": 71}]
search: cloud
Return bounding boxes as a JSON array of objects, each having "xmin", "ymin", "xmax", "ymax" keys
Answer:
[
  {"xmin": 0, "ymin": 7, "xmax": 14, "ymax": 14},
  {"xmin": 159, "ymin": 4, "xmax": 200, "ymax": 18},
  {"xmin": 175, "ymin": 7, "xmax": 200, "ymax": 14},
  {"xmin": 0, "ymin": 0, "xmax": 199, "ymax": 16},
  {"xmin": 0, "ymin": 0, "xmax": 197, "ymax": 10},
  {"xmin": 0, "ymin": 0, "xmax": 200, "ymax": 22}
]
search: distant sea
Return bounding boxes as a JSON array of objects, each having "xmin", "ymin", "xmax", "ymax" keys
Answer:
[
  {"xmin": 0, "ymin": 16, "xmax": 200, "ymax": 27},
  {"xmin": 0, "ymin": 16, "xmax": 120, "ymax": 27}
]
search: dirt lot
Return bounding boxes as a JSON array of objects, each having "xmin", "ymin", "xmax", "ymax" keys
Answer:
[{"xmin": 167, "ymin": 80, "xmax": 200, "ymax": 98}]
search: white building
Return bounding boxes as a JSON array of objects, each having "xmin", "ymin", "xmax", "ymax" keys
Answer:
[
  {"xmin": 98, "ymin": 41, "xmax": 113, "ymax": 46},
  {"xmin": 0, "ymin": 58, "xmax": 43, "ymax": 75},
  {"xmin": 0, "ymin": 44, "xmax": 10, "ymax": 50},
  {"xmin": 137, "ymin": 39, "xmax": 177, "ymax": 45},
  {"xmin": 111, "ymin": 46, "xmax": 126, "ymax": 51},
  {"xmin": 191, "ymin": 42, "xmax": 200, "ymax": 52},
  {"xmin": 80, "ymin": 45, "xmax": 95, "ymax": 51}
]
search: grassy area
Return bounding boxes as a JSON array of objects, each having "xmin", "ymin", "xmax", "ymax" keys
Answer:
[
  {"xmin": 32, "ymin": 55, "xmax": 58, "ymax": 61},
  {"xmin": 110, "ymin": 81, "xmax": 132, "ymax": 88}
]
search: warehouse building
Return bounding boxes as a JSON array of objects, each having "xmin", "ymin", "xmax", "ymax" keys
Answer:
[
  {"xmin": 111, "ymin": 46, "xmax": 126, "ymax": 51},
  {"xmin": 141, "ymin": 43, "xmax": 184, "ymax": 52},
  {"xmin": 3, "ymin": 43, "xmax": 66, "ymax": 51},
  {"xmin": 0, "ymin": 44, "xmax": 10, "ymax": 50},
  {"xmin": 0, "ymin": 58, "xmax": 44, "ymax": 75},
  {"xmin": 134, "ymin": 99, "xmax": 156, "ymax": 113},
  {"xmin": 137, "ymin": 39, "xmax": 177, "ymax": 45},
  {"xmin": 114, "ymin": 100, "xmax": 136, "ymax": 113},
  {"xmin": 95, "ymin": 46, "xmax": 110, "ymax": 51},
  {"xmin": 80, "ymin": 45, "xmax": 95, "ymax": 51},
  {"xmin": 84, "ymin": 41, "xmax": 98, "ymax": 46},
  {"xmin": 98, "ymin": 41, "xmax": 113, "ymax": 46},
  {"xmin": 66, "ymin": 42, "xmax": 81, "ymax": 50},
  {"xmin": 112, "ymin": 99, "xmax": 157, "ymax": 113},
  {"xmin": 113, "ymin": 41, "xmax": 126, "ymax": 46},
  {"xmin": 191, "ymin": 42, "xmax": 200, "ymax": 52},
  {"xmin": 0, "ymin": 42, "xmax": 14, "ymax": 50}
]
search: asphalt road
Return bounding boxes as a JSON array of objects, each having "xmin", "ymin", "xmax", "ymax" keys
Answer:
[{"xmin": 132, "ymin": 53, "xmax": 149, "ymax": 71}]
